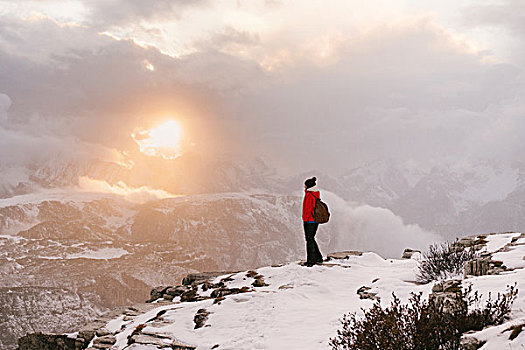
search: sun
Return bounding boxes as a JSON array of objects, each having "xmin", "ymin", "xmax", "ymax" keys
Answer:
[{"xmin": 131, "ymin": 120, "xmax": 183, "ymax": 160}]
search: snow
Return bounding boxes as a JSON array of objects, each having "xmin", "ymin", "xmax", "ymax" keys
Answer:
[
  {"xmin": 463, "ymin": 270, "xmax": 525, "ymax": 349},
  {"xmin": 0, "ymin": 234, "xmax": 25, "ymax": 243},
  {"xmin": 36, "ymin": 248, "xmax": 129, "ymax": 260},
  {"xmin": 484, "ymin": 233, "xmax": 521, "ymax": 253},
  {"xmin": 112, "ymin": 305, "xmax": 183, "ymax": 348},
  {"xmin": 492, "ymin": 245, "xmax": 525, "ymax": 270},
  {"xmin": 109, "ymin": 253, "xmax": 432, "ymax": 349},
  {"xmin": 65, "ymin": 247, "xmax": 129, "ymax": 260},
  {"xmin": 472, "ymin": 319, "xmax": 525, "ymax": 349},
  {"xmin": 106, "ymin": 315, "xmax": 126, "ymax": 334},
  {"xmin": 103, "ymin": 207, "xmax": 137, "ymax": 230},
  {"xmin": 0, "ymin": 189, "xmax": 132, "ymax": 208},
  {"xmin": 99, "ymin": 232, "xmax": 525, "ymax": 350}
]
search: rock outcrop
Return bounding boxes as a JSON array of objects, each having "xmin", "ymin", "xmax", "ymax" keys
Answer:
[
  {"xmin": 327, "ymin": 251, "xmax": 363, "ymax": 259},
  {"xmin": 193, "ymin": 309, "xmax": 211, "ymax": 329},
  {"xmin": 17, "ymin": 333, "xmax": 77, "ymax": 350},
  {"xmin": 429, "ymin": 279, "xmax": 466, "ymax": 313},
  {"xmin": 401, "ymin": 248, "xmax": 421, "ymax": 259},
  {"xmin": 356, "ymin": 286, "xmax": 379, "ymax": 300}
]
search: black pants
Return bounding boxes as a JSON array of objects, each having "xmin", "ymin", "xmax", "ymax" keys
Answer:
[{"xmin": 303, "ymin": 222, "xmax": 323, "ymax": 263}]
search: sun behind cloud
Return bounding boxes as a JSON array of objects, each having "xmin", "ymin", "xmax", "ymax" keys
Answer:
[{"xmin": 131, "ymin": 120, "xmax": 183, "ymax": 160}]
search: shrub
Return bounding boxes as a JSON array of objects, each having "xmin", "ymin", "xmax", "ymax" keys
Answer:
[
  {"xmin": 330, "ymin": 285, "xmax": 517, "ymax": 350},
  {"xmin": 417, "ymin": 240, "xmax": 478, "ymax": 283},
  {"xmin": 463, "ymin": 284, "xmax": 518, "ymax": 331}
]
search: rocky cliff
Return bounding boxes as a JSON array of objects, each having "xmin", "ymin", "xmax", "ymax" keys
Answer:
[
  {"xmin": 1, "ymin": 192, "xmax": 322, "ymax": 349},
  {"xmin": 18, "ymin": 232, "xmax": 525, "ymax": 350}
]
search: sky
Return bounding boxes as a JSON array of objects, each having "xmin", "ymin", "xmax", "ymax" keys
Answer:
[{"xmin": 1, "ymin": 0, "xmax": 525, "ymax": 175}]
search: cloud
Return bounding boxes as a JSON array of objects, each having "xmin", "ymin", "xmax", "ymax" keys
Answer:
[
  {"xmin": 1, "ymin": 9, "xmax": 525, "ymax": 180},
  {"xmin": 0, "ymin": 92, "xmax": 127, "ymax": 173},
  {"xmin": 0, "ymin": 123, "xmax": 126, "ymax": 167},
  {"xmin": 463, "ymin": 0, "xmax": 525, "ymax": 37},
  {"xmin": 322, "ymin": 191, "xmax": 442, "ymax": 258},
  {"xmin": 77, "ymin": 176, "xmax": 175, "ymax": 203},
  {"xmin": 0, "ymin": 93, "xmax": 11, "ymax": 125},
  {"xmin": 0, "ymin": 16, "xmax": 263, "ymax": 159},
  {"xmin": 84, "ymin": 0, "xmax": 208, "ymax": 27},
  {"xmin": 239, "ymin": 19, "xmax": 524, "ymax": 172},
  {"xmin": 461, "ymin": 0, "xmax": 525, "ymax": 65},
  {"xmin": 197, "ymin": 26, "xmax": 261, "ymax": 54}
]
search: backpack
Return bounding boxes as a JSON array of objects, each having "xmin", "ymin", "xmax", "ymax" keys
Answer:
[{"xmin": 312, "ymin": 195, "xmax": 330, "ymax": 224}]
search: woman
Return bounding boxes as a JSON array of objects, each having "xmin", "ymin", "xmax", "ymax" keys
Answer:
[{"xmin": 302, "ymin": 177, "xmax": 324, "ymax": 266}]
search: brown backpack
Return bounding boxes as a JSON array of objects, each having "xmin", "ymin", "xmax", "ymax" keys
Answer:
[{"xmin": 312, "ymin": 196, "xmax": 330, "ymax": 224}]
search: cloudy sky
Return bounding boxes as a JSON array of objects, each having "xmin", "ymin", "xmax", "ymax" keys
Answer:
[{"xmin": 1, "ymin": 0, "xmax": 524, "ymax": 175}]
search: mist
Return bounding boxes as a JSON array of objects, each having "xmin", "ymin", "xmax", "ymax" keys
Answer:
[
  {"xmin": 1, "ymin": 0, "xmax": 525, "ymax": 245},
  {"xmin": 312, "ymin": 191, "xmax": 440, "ymax": 258}
]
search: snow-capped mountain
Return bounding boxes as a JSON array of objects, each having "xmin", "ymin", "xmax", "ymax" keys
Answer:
[
  {"xmin": 21, "ymin": 232, "xmax": 525, "ymax": 349},
  {"xmin": 298, "ymin": 159, "xmax": 525, "ymax": 238},
  {"xmin": 0, "ymin": 192, "xmax": 314, "ymax": 349},
  {"xmin": 0, "ymin": 155, "xmax": 280, "ymax": 200},
  {"xmin": 5, "ymin": 155, "xmax": 525, "ymax": 242}
]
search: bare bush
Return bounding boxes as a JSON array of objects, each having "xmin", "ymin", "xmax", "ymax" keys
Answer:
[
  {"xmin": 417, "ymin": 240, "xmax": 478, "ymax": 284},
  {"xmin": 330, "ymin": 285, "xmax": 517, "ymax": 350}
]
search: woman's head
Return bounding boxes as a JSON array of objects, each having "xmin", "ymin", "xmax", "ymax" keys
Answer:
[{"xmin": 304, "ymin": 177, "xmax": 317, "ymax": 189}]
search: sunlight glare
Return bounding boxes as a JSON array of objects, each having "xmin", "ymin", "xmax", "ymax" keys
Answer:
[{"xmin": 131, "ymin": 120, "xmax": 183, "ymax": 160}]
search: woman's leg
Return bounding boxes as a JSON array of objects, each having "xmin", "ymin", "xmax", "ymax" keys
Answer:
[
  {"xmin": 310, "ymin": 223, "xmax": 323, "ymax": 263},
  {"xmin": 304, "ymin": 222, "xmax": 323, "ymax": 263}
]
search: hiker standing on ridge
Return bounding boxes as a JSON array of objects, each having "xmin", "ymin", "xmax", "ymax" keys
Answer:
[{"xmin": 302, "ymin": 177, "xmax": 324, "ymax": 266}]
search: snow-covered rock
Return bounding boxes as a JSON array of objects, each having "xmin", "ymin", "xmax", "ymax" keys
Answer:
[{"xmin": 28, "ymin": 232, "xmax": 524, "ymax": 350}]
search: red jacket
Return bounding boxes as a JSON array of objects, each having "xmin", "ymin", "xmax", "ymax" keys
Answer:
[{"xmin": 302, "ymin": 189, "xmax": 320, "ymax": 222}]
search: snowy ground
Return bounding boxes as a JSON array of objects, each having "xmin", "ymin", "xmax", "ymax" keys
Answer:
[{"xmin": 92, "ymin": 233, "xmax": 525, "ymax": 350}]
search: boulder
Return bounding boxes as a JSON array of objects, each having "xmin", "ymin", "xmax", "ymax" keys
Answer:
[
  {"xmin": 465, "ymin": 258, "xmax": 489, "ymax": 277},
  {"xmin": 17, "ymin": 333, "xmax": 77, "ymax": 350},
  {"xmin": 429, "ymin": 280, "xmax": 466, "ymax": 314},
  {"xmin": 357, "ymin": 286, "xmax": 379, "ymax": 300},
  {"xmin": 166, "ymin": 285, "xmax": 189, "ymax": 296},
  {"xmin": 210, "ymin": 286, "xmax": 252, "ymax": 298},
  {"xmin": 130, "ymin": 334, "xmax": 170, "ymax": 347},
  {"xmin": 252, "ymin": 275, "xmax": 269, "ymax": 287},
  {"xmin": 162, "ymin": 293, "xmax": 175, "ymax": 301},
  {"xmin": 78, "ymin": 330, "xmax": 96, "ymax": 344},
  {"xmin": 194, "ymin": 309, "xmax": 211, "ymax": 329},
  {"xmin": 202, "ymin": 281, "xmax": 221, "ymax": 291},
  {"xmin": 460, "ymin": 336, "xmax": 486, "ymax": 350},
  {"xmin": 458, "ymin": 238, "xmax": 475, "ymax": 247},
  {"xmin": 327, "ymin": 251, "xmax": 363, "ymax": 260},
  {"xmin": 130, "ymin": 333, "xmax": 196, "ymax": 350},
  {"xmin": 182, "ymin": 271, "xmax": 236, "ymax": 285},
  {"xmin": 180, "ymin": 289, "xmax": 199, "ymax": 303},
  {"xmin": 442, "ymin": 279, "xmax": 462, "ymax": 293},
  {"xmin": 402, "ymin": 248, "xmax": 421, "ymax": 259},
  {"xmin": 95, "ymin": 329, "xmax": 111, "ymax": 337},
  {"xmin": 148, "ymin": 286, "xmax": 170, "ymax": 302},
  {"xmin": 432, "ymin": 283, "xmax": 443, "ymax": 293}
]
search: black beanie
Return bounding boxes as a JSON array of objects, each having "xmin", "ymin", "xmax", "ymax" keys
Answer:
[{"xmin": 304, "ymin": 177, "xmax": 317, "ymax": 189}]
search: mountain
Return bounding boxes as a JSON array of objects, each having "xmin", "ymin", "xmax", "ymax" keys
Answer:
[
  {"xmin": 0, "ymin": 155, "xmax": 280, "ymax": 200},
  {"xmin": 0, "ymin": 286, "xmax": 100, "ymax": 350},
  {"xmin": 5, "ymin": 155, "xmax": 525, "ymax": 242},
  {"xmin": 0, "ymin": 192, "xmax": 316, "ymax": 349},
  {"xmin": 20, "ymin": 232, "xmax": 525, "ymax": 349},
  {"xmin": 303, "ymin": 160, "xmax": 525, "ymax": 239}
]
